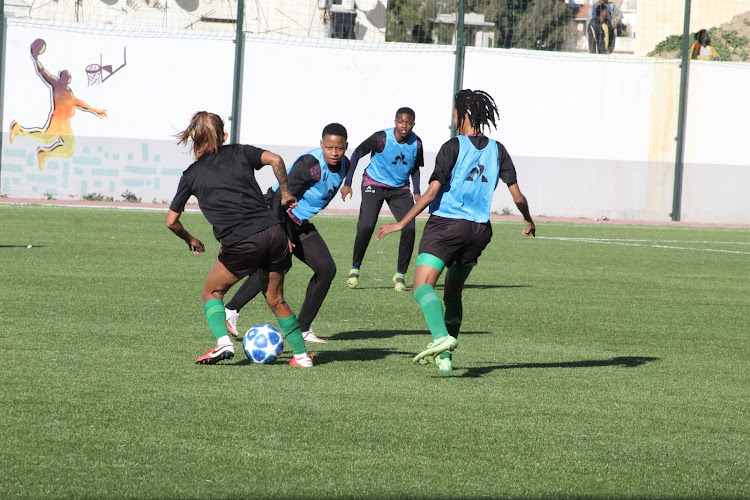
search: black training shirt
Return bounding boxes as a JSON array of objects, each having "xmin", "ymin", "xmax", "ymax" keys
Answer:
[
  {"xmin": 169, "ymin": 144, "xmax": 280, "ymax": 246},
  {"xmin": 430, "ymin": 136, "xmax": 518, "ymax": 187}
]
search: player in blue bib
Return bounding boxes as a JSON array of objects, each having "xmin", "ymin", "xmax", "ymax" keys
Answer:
[
  {"xmin": 377, "ymin": 90, "xmax": 535, "ymax": 372},
  {"xmin": 340, "ymin": 107, "xmax": 424, "ymax": 292},
  {"xmin": 224, "ymin": 123, "xmax": 349, "ymax": 345}
]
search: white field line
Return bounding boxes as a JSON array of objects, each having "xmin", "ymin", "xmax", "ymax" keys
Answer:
[{"xmin": 537, "ymin": 236, "xmax": 750, "ymax": 255}]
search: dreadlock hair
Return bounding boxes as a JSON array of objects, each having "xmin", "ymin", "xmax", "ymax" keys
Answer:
[
  {"xmin": 176, "ymin": 111, "xmax": 225, "ymax": 159},
  {"xmin": 454, "ymin": 89, "xmax": 500, "ymax": 134},
  {"xmin": 322, "ymin": 122, "xmax": 348, "ymax": 140}
]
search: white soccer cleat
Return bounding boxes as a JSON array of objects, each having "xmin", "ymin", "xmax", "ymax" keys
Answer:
[
  {"xmin": 225, "ymin": 308, "xmax": 239, "ymax": 337},
  {"xmin": 302, "ymin": 329, "xmax": 328, "ymax": 343}
]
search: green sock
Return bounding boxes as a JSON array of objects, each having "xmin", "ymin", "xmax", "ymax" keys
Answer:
[
  {"xmin": 204, "ymin": 299, "xmax": 229, "ymax": 342},
  {"xmin": 444, "ymin": 297, "xmax": 463, "ymax": 338},
  {"xmin": 413, "ymin": 284, "xmax": 449, "ymax": 340},
  {"xmin": 278, "ymin": 314, "xmax": 306, "ymax": 355}
]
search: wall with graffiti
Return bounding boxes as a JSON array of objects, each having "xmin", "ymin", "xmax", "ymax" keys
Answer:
[
  {"xmin": 2, "ymin": 22, "xmax": 749, "ymax": 223},
  {"xmin": 2, "ymin": 25, "xmax": 235, "ymax": 200}
]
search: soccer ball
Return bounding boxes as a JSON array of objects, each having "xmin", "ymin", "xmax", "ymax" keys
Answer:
[{"xmin": 243, "ymin": 324, "xmax": 283, "ymax": 364}]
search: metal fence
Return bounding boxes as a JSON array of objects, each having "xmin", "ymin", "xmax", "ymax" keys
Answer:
[{"xmin": 2, "ymin": 0, "xmax": 749, "ymax": 58}]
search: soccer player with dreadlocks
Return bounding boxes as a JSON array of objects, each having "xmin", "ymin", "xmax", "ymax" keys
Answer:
[{"xmin": 377, "ymin": 89, "xmax": 535, "ymax": 371}]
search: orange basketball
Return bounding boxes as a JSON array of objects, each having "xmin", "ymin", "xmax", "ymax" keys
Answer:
[{"xmin": 30, "ymin": 38, "xmax": 46, "ymax": 57}]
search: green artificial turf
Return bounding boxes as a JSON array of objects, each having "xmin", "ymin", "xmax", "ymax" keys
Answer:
[{"xmin": 1, "ymin": 205, "xmax": 748, "ymax": 499}]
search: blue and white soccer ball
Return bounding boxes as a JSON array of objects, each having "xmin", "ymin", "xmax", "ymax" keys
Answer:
[{"xmin": 243, "ymin": 324, "xmax": 284, "ymax": 364}]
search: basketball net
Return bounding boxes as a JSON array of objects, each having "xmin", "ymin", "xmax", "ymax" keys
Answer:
[{"xmin": 86, "ymin": 64, "xmax": 101, "ymax": 86}]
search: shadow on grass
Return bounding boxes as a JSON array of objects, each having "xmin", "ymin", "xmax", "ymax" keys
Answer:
[
  {"xmin": 0, "ymin": 245, "xmax": 45, "ymax": 248},
  {"xmin": 331, "ymin": 329, "xmax": 488, "ymax": 340},
  {"xmin": 455, "ymin": 356, "xmax": 661, "ymax": 378},
  {"xmin": 345, "ymin": 284, "xmax": 530, "ymax": 291},
  {"xmin": 224, "ymin": 347, "xmax": 414, "ymax": 366},
  {"xmin": 312, "ymin": 347, "xmax": 415, "ymax": 365}
]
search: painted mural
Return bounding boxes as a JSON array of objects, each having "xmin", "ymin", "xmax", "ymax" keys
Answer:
[{"xmin": 9, "ymin": 39, "xmax": 109, "ymax": 170}]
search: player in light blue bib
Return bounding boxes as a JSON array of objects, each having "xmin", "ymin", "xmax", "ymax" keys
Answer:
[
  {"xmin": 377, "ymin": 90, "xmax": 535, "ymax": 372},
  {"xmin": 340, "ymin": 108, "xmax": 424, "ymax": 292},
  {"xmin": 224, "ymin": 123, "xmax": 349, "ymax": 346}
]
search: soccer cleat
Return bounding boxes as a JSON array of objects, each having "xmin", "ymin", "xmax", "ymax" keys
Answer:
[
  {"xmin": 413, "ymin": 336, "xmax": 458, "ymax": 364},
  {"xmin": 346, "ymin": 269, "xmax": 359, "ymax": 288},
  {"xmin": 225, "ymin": 308, "xmax": 239, "ymax": 337},
  {"xmin": 393, "ymin": 273, "xmax": 407, "ymax": 292},
  {"xmin": 289, "ymin": 353, "xmax": 314, "ymax": 368},
  {"xmin": 302, "ymin": 329, "xmax": 327, "ymax": 343},
  {"xmin": 196, "ymin": 344, "xmax": 235, "ymax": 365},
  {"xmin": 435, "ymin": 356, "xmax": 453, "ymax": 372}
]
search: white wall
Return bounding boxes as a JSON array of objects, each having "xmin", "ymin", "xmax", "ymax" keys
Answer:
[{"xmin": 2, "ymin": 22, "xmax": 749, "ymax": 223}]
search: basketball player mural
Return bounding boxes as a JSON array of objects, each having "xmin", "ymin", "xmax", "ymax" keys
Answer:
[{"xmin": 9, "ymin": 39, "xmax": 108, "ymax": 170}]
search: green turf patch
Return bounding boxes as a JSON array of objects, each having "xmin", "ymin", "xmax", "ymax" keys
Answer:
[{"xmin": 1, "ymin": 206, "xmax": 748, "ymax": 499}]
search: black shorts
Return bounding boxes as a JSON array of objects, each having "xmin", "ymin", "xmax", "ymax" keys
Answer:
[
  {"xmin": 418, "ymin": 215, "xmax": 492, "ymax": 268},
  {"xmin": 218, "ymin": 224, "xmax": 292, "ymax": 278}
]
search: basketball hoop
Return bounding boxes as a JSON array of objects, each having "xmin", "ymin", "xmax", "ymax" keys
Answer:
[{"xmin": 86, "ymin": 64, "xmax": 102, "ymax": 86}]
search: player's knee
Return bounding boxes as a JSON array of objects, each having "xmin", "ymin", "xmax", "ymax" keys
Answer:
[
  {"xmin": 357, "ymin": 221, "xmax": 376, "ymax": 234},
  {"xmin": 320, "ymin": 260, "xmax": 337, "ymax": 283},
  {"xmin": 264, "ymin": 293, "xmax": 286, "ymax": 311}
]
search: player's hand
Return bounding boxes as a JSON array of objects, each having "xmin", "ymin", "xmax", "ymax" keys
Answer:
[
  {"xmin": 188, "ymin": 237, "xmax": 205, "ymax": 254},
  {"xmin": 340, "ymin": 186, "xmax": 353, "ymax": 201},
  {"xmin": 287, "ymin": 238, "xmax": 295, "ymax": 253},
  {"xmin": 377, "ymin": 223, "xmax": 401, "ymax": 240},
  {"xmin": 522, "ymin": 221, "xmax": 536, "ymax": 237},
  {"xmin": 413, "ymin": 193, "xmax": 421, "ymax": 203},
  {"xmin": 98, "ymin": 110, "xmax": 108, "ymax": 119},
  {"xmin": 281, "ymin": 193, "xmax": 297, "ymax": 211}
]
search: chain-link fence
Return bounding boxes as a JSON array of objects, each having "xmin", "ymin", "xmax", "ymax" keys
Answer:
[{"xmin": 3, "ymin": 0, "xmax": 749, "ymax": 58}]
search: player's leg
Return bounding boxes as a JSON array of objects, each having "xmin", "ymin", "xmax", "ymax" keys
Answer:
[
  {"xmin": 223, "ymin": 272, "xmax": 262, "ymax": 336},
  {"xmin": 10, "ymin": 124, "xmax": 54, "ymax": 144},
  {"xmin": 37, "ymin": 134, "xmax": 74, "ymax": 170},
  {"xmin": 348, "ymin": 184, "xmax": 386, "ymax": 288},
  {"xmin": 260, "ymin": 224, "xmax": 312, "ymax": 367},
  {"xmin": 435, "ymin": 266, "xmax": 472, "ymax": 371},
  {"xmin": 196, "ymin": 258, "xmax": 241, "ymax": 364},
  {"xmin": 261, "ymin": 269, "xmax": 312, "ymax": 367},
  {"xmin": 411, "ymin": 254, "xmax": 457, "ymax": 364},
  {"xmin": 386, "ymin": 189, "xmax": 416, "ymax": 291},
  {"xmin": 294, "ymin": 228, "xmax": 335, "ymax": 342}
]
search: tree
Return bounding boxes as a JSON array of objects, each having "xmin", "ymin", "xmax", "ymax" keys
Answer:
[{"xmin": 387, "ymin": 0, "xmax": 570, "ymax": 50}]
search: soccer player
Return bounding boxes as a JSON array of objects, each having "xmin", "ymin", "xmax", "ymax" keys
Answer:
[
  {"xmin": 224, "ymin": 123, "xmax": 350, "ymax": 344},
  {"xmin": 166, "ymin": 111, "xmax": 314, "ymax": 367},
  {"xmin": 377, "ymin": 90, "xmax": 535, "ymax": 371},
  {"xmin": 340, "ymin": 107, "xmax": 424, "ymax": 292}
]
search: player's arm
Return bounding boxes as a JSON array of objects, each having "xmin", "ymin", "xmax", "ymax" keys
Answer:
[
  {"xmin": 411, "ymin": 138, "xmax": 425, "ymax": 202},
  {"xmin": 166, "ymin": 209, "xmax": 205, "ymax": 254},
  {"xmin": 34, "ymin": 59, "xmax": 57, "ymax": 86},
  {"xmin": 377, "ymin": 179, "xmax": 440, "ymax": 240},
  {"xmin": 508, "ymin": 184, "xmax": 535, "ymax": 237},
  {"xmin": 498, "ymin": 142, "xmax": 535, "ymax": 236},
  {"xmin": 341, "ymin": 131, "xmax": 381, "ymax": 200},
  {"xmin": 75, "ymin": 99, "xmax": 108, "ymax": 118},
  {"xmin": 262, "ymin": 151, "xmax": 296, "ymax": 211}
]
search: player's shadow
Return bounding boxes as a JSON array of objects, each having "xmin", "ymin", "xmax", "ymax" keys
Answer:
[
  {"xmin": 0, "ymin": 245, "xmax": 46, "ymax": 248},
  {"xmin": 312, "ymin": 347, "xmax": 414, "ymax": 365},
  {"xmin": 461, "ymin": 284, "xmax": 530, "ymax": 290},
  {"xmin": 331, "ymin": 329, "xmax": 489, "ymax": 340},
  {"xmin": 226, "ymin": 347, "xmax": 412, "ymax": 366},
  {"xmin": 454, "ymin": 356, "xmax": 660, "ymax": 378},
  {"xmin": 350, "ymin": 284, "xmax": 530, "ymax": 291}
]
